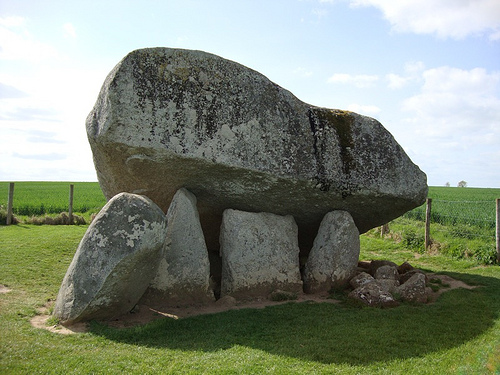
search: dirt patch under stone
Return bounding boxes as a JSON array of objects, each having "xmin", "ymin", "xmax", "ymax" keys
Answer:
[
  {"xmin": 426, "ymin": 273, "xmax": 478, "ymax": 303},
  {"xmin": 0, "ymin": 284, "xmax": 12, "ymax": 294},
  {"xmin": 107, "ymin": 292, "xmax": 339, "ymax": 329},
  {"xmin": 30, "ymin": 274, "xmax": 479, "ymax": 335},
  {"xmin": 30, "ymin": 304, "xmax": 88, "ymax": 335},
  {"xmin": 31, "ymin": 292, "xmax": 338, "ymax": 334}
]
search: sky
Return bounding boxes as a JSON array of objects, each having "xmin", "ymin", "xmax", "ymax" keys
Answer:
[{"xmin": 0, "ymin": 0, "xmax": 499, "ymax": 188}]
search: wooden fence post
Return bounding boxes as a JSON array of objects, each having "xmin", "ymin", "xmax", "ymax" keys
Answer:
[
  {"xmin": 425, "ymin": 198, "xmax": 432, "ymax": 251},
  {"xmin": 380, "ymin": 223, "xmax": 389, "ymax": 238},
  {"xmin": 6, "ymin": 182, "xmax": 14, "ymax": 225},
  {"xmin": 68, "ymin": 184, "xmax": 74, "ymax": 225},
  {"xmin": 496, "ymin": 198, "xmax": 499, "ymax": 264}
]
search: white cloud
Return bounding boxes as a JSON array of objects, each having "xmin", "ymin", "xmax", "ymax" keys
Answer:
[
  {"xmin": 63, "ymin": 22, "xmax": 76, "ymax": 39},
  {"xmin": 400, "ymin": 66, "xmax": 500, "ymax": 186},
  {"xmin": 0, "ymin": 16, "xmax": 58, "ymax": 61},
  {"xmin": 0, "ymin": 16, "xmax": 25, "ymax": 28},
  {"xmin": 346, "ymin": 103, "xmax": 381, "ymax": 115},
  {"xmin": 403, "ymin": 67, "xmax": 500, "ymax": 126},
  {"xmin": 327, "ymin": 73, "xmax": 379, "ymax": 88},
  {"xmin": 312, "ymin": 8, "xmax": 329, "ymax": 19},
  {"xmin": 350, "ymin": 0, "xmax": 500, "ymax": 40},
  {"xmin": 386, "ymin": 73, "xmax": 408, "ymax": 89},
  {"xmin": 404, "ymin": 61, "xmax": 425, "ymax": 74},
  {"xmin": 386, "ymin": 61, "xmax": 425, "ymax": 89}
]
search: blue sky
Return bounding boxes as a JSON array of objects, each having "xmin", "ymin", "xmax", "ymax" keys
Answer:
[{"xmin": 1, "ymin": 0, "xmax": 499, "ymax": 187}]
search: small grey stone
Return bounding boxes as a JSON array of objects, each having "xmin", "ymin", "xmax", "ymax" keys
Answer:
[
  {"xmin": 396, "ymin": 273, "xmax": 427, "ymax": 303},
  {"xmin": 369, "ymin": 260, "xmax": 398, "ymax": 276},
  {"xmin": 375, "ymin": 265, "xmax": 399, "ymax": 280},
  {"xmin": 377, "ymin": 279, "xmax": 400, "ymax": 293},
  {"xmin": 350, "ymin": 272, "xmax": 375, "ymax": 289},
  {"xmin": 397, "ymin": 261, "xmax": 414, "ymax": 274},
  {"xmin": 399, "ymin": 269, "xmax": 428, "ymax": 285},
  {"xmin": 348, "ymin": 282, "xmax": 398, "ymax": 308}
]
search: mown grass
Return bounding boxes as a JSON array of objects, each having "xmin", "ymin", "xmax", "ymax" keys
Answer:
[{"xmin": 1, "ymin": 225, "xmax": 499, "ymax": 374}]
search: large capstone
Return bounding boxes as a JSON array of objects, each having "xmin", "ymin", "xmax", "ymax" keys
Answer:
[
  {"xmin": 53, "ymin": 193, "xmax": 167, "ymax": 324},
  {"xmin": 87, "ymin": 47, "xmax": 427, "ymax": 250},
  {"xmin": 219, "ymin": 209, "xmax": 303, "ymax": 299}
]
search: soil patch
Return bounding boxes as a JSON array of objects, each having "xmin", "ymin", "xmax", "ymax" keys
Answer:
[
  {"xmin": 0, "ymin": 285, "xmax": 12, "ymax": 294},
  {"xmin": 426, "ymin": 273, "xmax": 477, "ymax": 302},
  {"xmin": 31, "ymin": 292, "xmax": 337, "ymax": 334},
  {"xmin": 30, "ymin": 273, "xmax": 478, "ymax": 335}
]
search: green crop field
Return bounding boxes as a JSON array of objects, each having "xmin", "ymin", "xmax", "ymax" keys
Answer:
[
  {"xmin": 428, "ymin": 186, "xmax": 500, "ymax": 201},
  {"xmin": 0, "ymin": 181, "xmax": 106, "ymax": 216},
  {"xmin": 407, "ymin": 186, "xmax": 499, "ymax": 226}
]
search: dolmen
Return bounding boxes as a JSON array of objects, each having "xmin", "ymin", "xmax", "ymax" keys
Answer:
[{"xmin": 53, "ymin": 47, "xmax": 427, "ymax": 324}]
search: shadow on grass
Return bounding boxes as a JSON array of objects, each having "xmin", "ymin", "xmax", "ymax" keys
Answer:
[{"xmin": 90, "ymin": 272, "xmax": 500, "ymax": 366}]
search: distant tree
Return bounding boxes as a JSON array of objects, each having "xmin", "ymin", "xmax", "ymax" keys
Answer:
[
  {"xmin": 457, "ymin": 180, "xmax": 467, "ymax": 188},
  {"xmin": 445, "ymin": 182, "xmax": 450, "ymax": 187}
]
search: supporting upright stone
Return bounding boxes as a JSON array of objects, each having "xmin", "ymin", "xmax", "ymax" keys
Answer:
[
  {"xmin": 142, "ymin": 188, "xmax": 214, "ymax": 306},
  {"xmin": 303, "ymin": 210, "xmax": 360, "ymax": 293},
  {"xmin": 53, "ymin": 193, "xmax": 167, "ymax": 324},
  {"xmin": 220, "ymin": 209, "xmax": 303, "ymax": 299}
]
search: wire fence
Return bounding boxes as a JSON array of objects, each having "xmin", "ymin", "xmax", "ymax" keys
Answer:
[
  {"xmin": 403, "ymin": 198, "xmax": 499, "ymax": 264},
  {"xmin": 406, "ymin": 199, "xmax": 496, "ymax": 231}
]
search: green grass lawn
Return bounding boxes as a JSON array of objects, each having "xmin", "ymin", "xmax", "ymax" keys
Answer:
[{"xmin": 1, "ymin": 225, "xmax": 499, "ymax": 374}]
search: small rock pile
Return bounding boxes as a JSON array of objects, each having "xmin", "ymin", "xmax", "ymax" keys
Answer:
[{"xmin": 348, "ymin": 260, "xmax": 429, "ymax": 307}]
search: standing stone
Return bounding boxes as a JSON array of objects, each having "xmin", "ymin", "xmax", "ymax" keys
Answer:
[
  {"xmin": 303, "ymin": 211, "xmax": 360, "ymax": 293},
  {"xmin": 141, "ymin": 188, "xmax": 214, "ymax": 306},
  {"xmin": 53, "ymin": 193, "xmax": 167, "ymax": 324},
  {"xmin": 220, "ymin": 209, "xmax": 303, "ymax": 299}
]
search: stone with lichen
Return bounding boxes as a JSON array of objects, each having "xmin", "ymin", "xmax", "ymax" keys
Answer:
[
  {"xmin": 53, "ymin": 192, "xmax": 167, "ymax": 324},
  {"xmin": 87, "ymin": 47, "xmax": 427, "ymax": 251}
]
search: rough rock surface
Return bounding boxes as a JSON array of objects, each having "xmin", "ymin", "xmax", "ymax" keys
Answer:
[
  {"xmin": 396, "ymin": 273, "xmax": 428, "ymax": 303},
  {"xmin": 53, "ymin": 193, "xmax": 167, "ymax": 324},
  {"xmin": 303, "ymin": 210, "xmax": 360, "ymax": 293},
  {"xmin": 350, "ymin": 272, "xmax": 375, "ymax": 289},
  {"xmin": 377, "ymin": 279, "xmax": 400, "ymax": 293},
  {"xmin": 400, "ymin": 269, "xmax": 428, "ymax": 285},
  {"xmin": 86, "ymin": 47, "xmax": 427, "ymax": 250},
  {"xmin": 374, "ymin": 265, "xmax": 399, "ymax": 280},
  {"xmin": 141, "ymin": 188, "xmax": 214, "ymax": 307},
  {"xmin": 348, "ymin": 282, "xmax": 398, "ymax": 308},
  {"xmin": 369, "ymin": 260, "xmax": 398, "ymax": 276},
  {"xmin": 348, "ymin": 261, "xmax": 432, "ymax": 307},
  {"xmin": 219, "ymin": 209, "xmax": 303, "ymax": 299}
]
